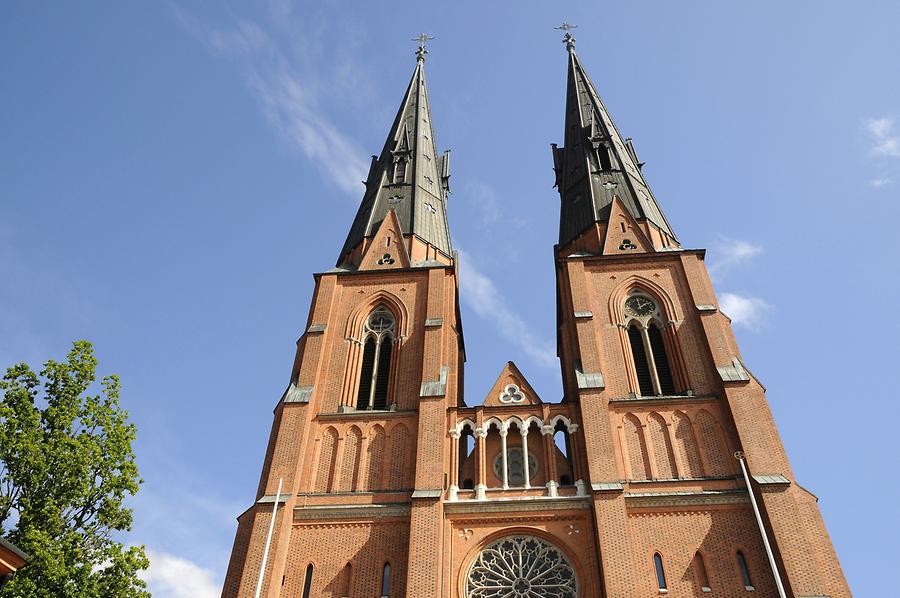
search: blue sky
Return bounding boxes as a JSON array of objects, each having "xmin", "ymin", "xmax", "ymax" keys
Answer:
[{"xmin": 2, "ymin": 1, "xmax": 898, "ymax": 595}]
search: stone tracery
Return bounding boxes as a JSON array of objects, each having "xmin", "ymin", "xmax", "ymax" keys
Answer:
[{"xmin": 465, "ymin": 535, "xmax": 578, "ymax": 598}]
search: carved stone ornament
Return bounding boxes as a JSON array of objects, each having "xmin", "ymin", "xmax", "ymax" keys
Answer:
[{"xmin": 499, "ymin": 384, "xmax": 526, "ymax": 404}]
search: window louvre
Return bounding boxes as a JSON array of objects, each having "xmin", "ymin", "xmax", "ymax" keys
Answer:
[
  {"xmin": 372, "ymin": 338, "xmax": 392, "ymax": 410},
  {"xmin": 356, "ymin": 338, "xmax": 376, "ymax": 408},
  {"xmin": 648, "ymin": 324, "xmax": 676, "ymax": 394},
  {"xmin": 628, "ymin": 325, "xmax": 655, "ymax": 395}
]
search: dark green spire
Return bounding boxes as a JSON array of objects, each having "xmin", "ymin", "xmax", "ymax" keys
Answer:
[
  {"xmin": 552, "ymin": 47, "xmax": 677, "ymax": 249},
  {"xmin": 338, "ymin": 49, "xmax": 452, "ymax": 266}
]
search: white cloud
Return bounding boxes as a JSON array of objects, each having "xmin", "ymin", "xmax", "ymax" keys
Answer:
[
  {"xmin": 869, "ymin": 177, "xmax": 892, "ymax": 188},
  {"xmin": 142, "ymin": 549, "xmax": 219, "ymax": 598},
  {"xmin": 707, "ymin": 236, "xmax": 763, "ymax": 280},
  {"xmin": 867, "ymin": 116, "xmax": 900, "ymax": 157},
  {"xmin": 719, "ymin": 293, "xmax": 771, "ymax": 331},
  {"xmin": 175, "ymin": 11, "xmax": 369, "ymax": 197},
  {"xmin": 456, "ymin": 249, "xmax": 556, "ymax": 368},
  {"xmin": 467, "ymin": 181, "xmax": 502, "ymax": 228}
]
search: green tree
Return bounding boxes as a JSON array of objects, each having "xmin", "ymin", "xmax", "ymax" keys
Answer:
[{"xmin": 0, "ymin": 341, "xmax": 149, "ymax": 597}]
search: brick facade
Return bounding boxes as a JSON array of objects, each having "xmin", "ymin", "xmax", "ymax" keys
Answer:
[{"xmin": 221, "ymin": 46, "xmax": 849, "ymax": 597}]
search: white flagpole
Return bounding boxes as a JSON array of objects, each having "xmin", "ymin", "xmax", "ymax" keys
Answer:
[
  {"xmin": 735, "ymin": 452, "xmax": 787, "ymax": 598},
  {"xmin": 254, "ymin": 477, "xmax": 283, "ymax": 598}
]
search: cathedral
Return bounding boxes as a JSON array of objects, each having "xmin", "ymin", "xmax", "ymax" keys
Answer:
[{"xmin": 222, "ymin": 31, "xmax": 849, "ymax": 598}]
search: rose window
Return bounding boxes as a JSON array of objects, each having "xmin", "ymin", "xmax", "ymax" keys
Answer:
[
  {"xmin": 492, "ymin": 448, "xmax": 537, "ymax": 486},
  {"xmin": 465, "ymin": 535, "xmax": 578, "ymax": 598}
]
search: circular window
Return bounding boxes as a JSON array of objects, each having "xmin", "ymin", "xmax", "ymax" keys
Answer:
[
  {"xmin": 466, "ymin": 535, "xmax": 578, "ymax": 597},
  {"xmin": 366, "ymin": 307, "xmax": 395, "ymax": 334},
  {"xmin": 492, "ymin": 447, "xmax": 537, "ymax": 486}
]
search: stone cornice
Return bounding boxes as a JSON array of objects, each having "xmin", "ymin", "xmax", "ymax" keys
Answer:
[
  {"xmin": 625, "ymin": 489, "xmax": 748, "ymax": 508},
  {"xmin": 608, "ymin": 393, "xmax": 717, "ymax": 406},
  {"xmin": 560, "ymin": 248, "xmax": 706, "ymax": 266},
  {"xmin": 315, "ymin": 410, "xmax": 416, "ymax": 422},
  {"xmin": 444, "ymin": 496, "xmax": 590, "ymax": 515},
  {"xmin": 293, "ymin": 502, "xmax": 411, "ymax": 521}
]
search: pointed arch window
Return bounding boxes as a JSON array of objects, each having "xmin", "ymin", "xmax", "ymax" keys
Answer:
[
  {"xmin": 737, "ymin": 551, "xmax": 754, "ymax": 590},
  {"xmin": 624, "ymin": 293, "xmax": 679, "ymax": 396},
  {"xmin": 301, "ymin": 563, "xmax": 314, "ymax": 598},
  {"xmin": 356, "ymin": 306, "xmax": 396, "ymax": 410},
  {"xmin": 340, "ymin": 562, "xmax": 352, "ymax": 597},
  {"xmin": 693, "ymin": 551, "xmax": 711, "ymax": 592},
  {"xmin": 380, "ymin": 562, "xmax": 392, "ymax": 597},
  {"xmin": 654, "ymin": 553, "xmax": 668, "ymax": 591}
]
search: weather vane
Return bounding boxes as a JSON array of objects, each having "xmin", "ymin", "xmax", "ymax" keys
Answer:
[
  {"xmin": 412, "ymin": 33, "xmax": 435, "ymax": 61},
  {"xmin": 555, "ymin": 21, "xmax": 577, "ymax": 52}
]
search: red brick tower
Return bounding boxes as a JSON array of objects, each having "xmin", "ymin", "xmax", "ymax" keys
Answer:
[
  {"xmin": 544, "ymin": 27, "xmax": 849, "ymax": 597},
  {"xmin": 222, "ymin": 39, "xmax": 462, "ymax": 598},
  {"xmin": 222, "ymin": 34, "xmax": 849, "ymax": 598}
]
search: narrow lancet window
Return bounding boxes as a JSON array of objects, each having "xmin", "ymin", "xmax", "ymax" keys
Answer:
[
  {"xmin": 737, "ymin": 551, "xmax": 753, "ymax": 589},
  {"xmin": 340, "ymin": 563, "xmax": 352, "ymax": 597},
  {"xmin": 381, "ymin": 562, "xmax": 392, "ymax": 597},
  {"xmin": 301, "ymin": 564, "xmax": 314, "ymax": 598},
  {"xmin": 355, "ymin": 306, "xmax": 396, "ymax": 410},
  {"xmin": 693, "ymin": 551, "xmax": 710, "ymax": 591},
  {"xmin": 654, "ymin": 553, "xmax": 668, "ymax": 591}
]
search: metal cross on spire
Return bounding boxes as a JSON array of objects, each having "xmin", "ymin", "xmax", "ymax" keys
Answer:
[
  {"xmin": 555, "ymin": 21, "xmax": 577, "ymax": 52},
  {"xmin": 412, "ymin": 33, "xmax": 435, "ymax": 62}
]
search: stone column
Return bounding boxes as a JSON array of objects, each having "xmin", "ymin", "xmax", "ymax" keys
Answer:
[
  {"xmin": 521, "ymin": 426, "xmax": 531, "ymax": 489},
  {"xmin": 475, "ymin": 428, "xmax": 487, "ymax": 500},
  {"xmin": 567, "ymin": 424, "xmax": 581, "ymax": 483},
  {"xmin": 448, "ymin": 429, "xmax": 460, "ymax": 500},
  {"xmin": 541, "ymin": 424, "xmax": 558, "ymax": 497},
  {"xmin": 499, "ymin": 428, "xmax": 509, "ymax": 490}
]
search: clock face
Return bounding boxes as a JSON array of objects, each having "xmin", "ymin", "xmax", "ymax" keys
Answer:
[{"xmin": 625, "ymin": 296, "xmax": 656, "ymax": 317}]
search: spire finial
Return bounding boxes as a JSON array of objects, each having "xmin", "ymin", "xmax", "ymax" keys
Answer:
[
  {"xmin": 555, "ymin": 21, "xmax": 577, "ymax": 52},
  {"xmin": 412, "ymin": 33, "xmax": 435, "ymax": 62}
]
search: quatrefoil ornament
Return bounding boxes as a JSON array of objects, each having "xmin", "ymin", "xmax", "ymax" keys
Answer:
[{"xmin": 499, "ymin": 384, "xmax": 525, "ymax": 404}]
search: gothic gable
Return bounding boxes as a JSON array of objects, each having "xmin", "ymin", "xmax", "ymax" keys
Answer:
[
  {"xmin": 601, "ymin": 196, "xmax": 655, "ymax": 255},
  {"xmin": 482, "ymin": 361, "xmax": 543, "ymax": 407},
  {"xmin": 358, "ymin": 209, "xmax": 411, "ymax": 271}
]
